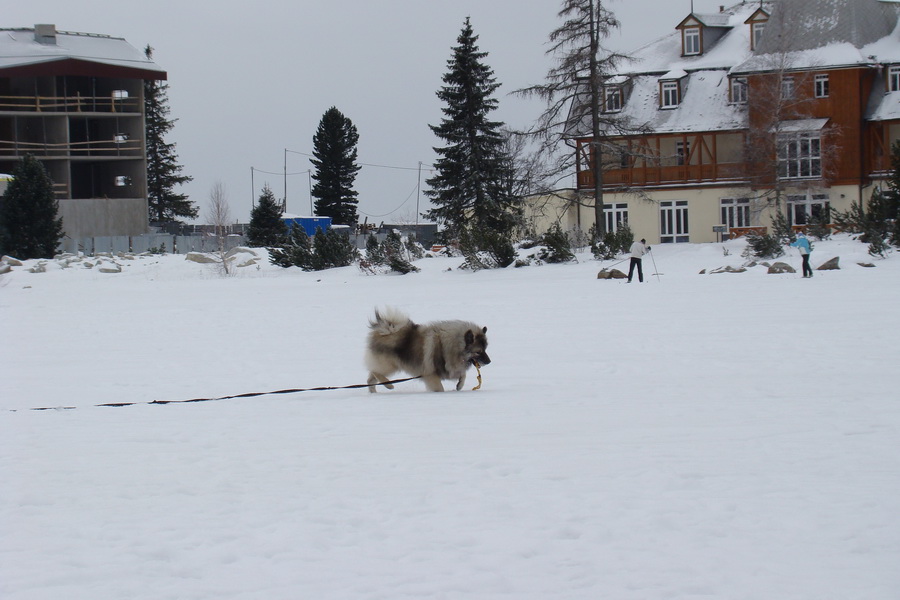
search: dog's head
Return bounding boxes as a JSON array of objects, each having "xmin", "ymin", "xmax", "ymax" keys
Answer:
[{"xmin": 464, "ymin": 327, "xmax": 491, "ymax": 367}]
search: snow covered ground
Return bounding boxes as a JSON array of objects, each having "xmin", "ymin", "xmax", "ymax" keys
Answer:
[{"xmin": 2, "ymin": 235, "xmax": 899, "ymax": 600}]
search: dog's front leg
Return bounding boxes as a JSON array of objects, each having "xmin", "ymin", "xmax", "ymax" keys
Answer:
[{"xmin": 455, "ymin": 371, "xmax": 467, "ymax": 391}]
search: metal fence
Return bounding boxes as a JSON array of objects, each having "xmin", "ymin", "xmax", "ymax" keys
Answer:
[{"xmin": 59, "ymin": 234, "xmax": 248, "ymax": 256}]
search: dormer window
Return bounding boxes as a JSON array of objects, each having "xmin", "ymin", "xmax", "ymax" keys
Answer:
[
  {"xmin": 889, "ymin": 66, "xmax": 900, "ymax": 92},
  {"xmin": 683, "ymin": 27, "xmax": 701, "ymax": 55},
  {"xmin": 659, "ymin": 70, "xmax": 686, "ymax": 109},
  {"xmin": 745, "ymin": 7, "xmax": 770, "ymax": 51},
  {"xmin": 752, "ymin": 22, "xmax": 766, "ymax": 49},
  {"xmin": 730, "ymin": 77, "xmax": 748, "ymax": 104},
  {"xmin": 604, "ymin": 87, "xmax": 623, "ymax": 112},
  {"xmin": 661, "ymin": 81, "xmax": 680, "ymax": 109}
]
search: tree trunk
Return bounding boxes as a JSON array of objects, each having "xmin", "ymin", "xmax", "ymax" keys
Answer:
[{"xmin": 589, "ymin": 1, "xmax": 605, "ymax": 237}]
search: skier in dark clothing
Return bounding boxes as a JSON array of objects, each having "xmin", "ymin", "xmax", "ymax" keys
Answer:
[{"xmin": 628, "ymin": 238, "xmax": 650, "ymax": 283}]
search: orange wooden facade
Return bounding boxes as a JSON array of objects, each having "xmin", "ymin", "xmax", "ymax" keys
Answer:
[{"xmin": 575, "ymin": 66, "xmax": 897, "ymax": 192}]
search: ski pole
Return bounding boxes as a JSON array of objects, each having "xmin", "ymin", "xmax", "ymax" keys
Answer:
[{"xmin": 649, "ymin": 248, "xmax": 661, "ymax": 282}]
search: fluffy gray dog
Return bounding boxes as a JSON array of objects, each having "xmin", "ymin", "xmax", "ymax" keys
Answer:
[{"xmin": 365, "ymin": 307, "xmax": 490, "ymax": 392}]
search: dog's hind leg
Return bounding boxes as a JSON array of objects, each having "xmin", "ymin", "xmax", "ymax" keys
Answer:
[
  {"xmin": 422, "ymin": 375, "xmax": 445, "ymax": 392},
  {"xmin": 367, "ymin": 372, "xmax": 395, "ymax": 393}
]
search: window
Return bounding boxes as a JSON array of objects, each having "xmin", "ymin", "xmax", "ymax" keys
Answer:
[
  {"xmin": 676, "ymin": 141, "xmax": 690, "ymax": 166},
  {"xmin": 660, "ymin": 200, "xmax": 689, "ymax": 243},
  {"xmin": 683, "ymin": 27, "xmax": 701, "ymax": 55},
  {"xmin": 604, "ymin": 87, "xmax": 622, "ymax": 112},
  {"xmin": 787, "ymin": 194, "xmax": 830, "ymax": 226},
  {"xmin": 661, "ymin": 81, "xmax": 680, "ymax": 108},
  {"xmin": 889, "ymin": 66, "xmax": 900, "ymax": 92},
  {"xmin": 603, "ymin": 203, "xmax": 629, "ymax": 232},
  {"xmin": 814, "ymin": 74, "xmax": 829, "ymax": 98},
  {"xmin": 721, "ymin": 198, "xmax": 751, "ymax": 228},
  {"xmin": 781, "ymin": 77, "xmax": 795, "ymax": 100},
  {"xmin": 731, "ymin": 77, "xmax": 748, "ymax": 104},
  {"xmin": 752, "ymin": 22, "xmax": 766, "ymax": 50},
  {"xmin": 778, "ymin": 132, "xmax": 822, "ymax": 179}
]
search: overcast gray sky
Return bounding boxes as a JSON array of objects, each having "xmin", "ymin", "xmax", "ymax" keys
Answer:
[{"xmin": 6, "ymin": 0, "xmax": 729, "ymax": 224}]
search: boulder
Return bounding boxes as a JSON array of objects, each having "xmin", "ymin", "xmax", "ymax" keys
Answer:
[
  {"xmin": 858, "ymin": 262, "xmax": 876, "ymax": 268},
  {"xmin": 597, "ymin": 268, "xmax": 627, "ymax": 280},
  {"xmin": 709, "ymin": 265, "xmax": 747, "ymax": 274},
  {"xmin": 185, "ymin": 252, "xmax": 218, "ymax": 264},
  {"xmin": 817, "ymin": 257, "xmax": 840, "ymax": 271},
  {"xmin": 767, "ymin": 262, "xmax": 795, "ymax": 274},
  {"xmin": 2, "ymin": 255, "xmax": 23, "ymax": 266},
  {"xmin": 0, "ymin": 264, "xmax": 10, "ymax": 275},
  {"xmin": 226, "ymin": 246, "xmax": 258, "ymax": 259},
  {"xmin": 99, "ymin": 263, "xmax": 122, "ymax": 273}
]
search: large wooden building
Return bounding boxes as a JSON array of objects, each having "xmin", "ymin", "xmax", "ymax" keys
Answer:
[
  {"xmin": 0, "ymin": 25, "xmax": 166, "ymax": 238},
  {"xmin": 529, "ymin": 0, "xmax": 900, "ymax": 244}
]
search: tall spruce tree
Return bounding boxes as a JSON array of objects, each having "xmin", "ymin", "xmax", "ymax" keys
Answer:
[
  {"xmin": 247, "ymin": 184, "xmax": 288, "ymax": 247},
  {"xmin": 310, "ymin": 107, "xmax": 361, "ymax": 226},
  {"xmin": 425, "ymin": 18, "xmax": 520, "ymax": 242},
  {"xmin": 0, "ymin": 155, "xmax": 64, "ymax": 259},
  {"xmin": 144, "ymin": 45, "xmax": 196, "ymax": 224}
]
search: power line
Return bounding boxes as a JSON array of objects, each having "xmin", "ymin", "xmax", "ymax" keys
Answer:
[
  {"xmin": 358, "ymin": 181, "xmax": 421, "ymax": 218},
  {"xmin": 283, "ymin": 148, "xmax": 433, "ymax": 171}
]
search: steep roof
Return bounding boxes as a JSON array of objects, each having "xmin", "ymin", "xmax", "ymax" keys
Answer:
[
  {"xmin": 734, "ymin": 0, "xmax": 900, "ymax": 72},
  {"xmin": 619, "ymin": 2, "xmax": 764, "ymax": 76},
  {"xmin": 756, "ymin": 0, "xmax": 898, "ymax": 52},
  {"xmin": 567, "ymin": 0, "xmax": 900, "ymax": 138},
  {"xmin": 0, "ymin": 26, "xmax": 166, "ymax": 79}
]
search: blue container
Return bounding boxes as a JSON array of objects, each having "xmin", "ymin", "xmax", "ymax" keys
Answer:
[{"xmin": 282, "ymin": 215, "xmax": 332, "ymax": 237}]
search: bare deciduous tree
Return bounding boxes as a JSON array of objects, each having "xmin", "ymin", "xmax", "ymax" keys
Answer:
[
  {"xmin": 739, "ymin": 1, "xmax": 841, "ymax": 219},
  {"xmin": 206, "ymin": 180, "xmax": 233, "ymax": 274},
  {"xmin": 515, "ymin": 0, "xmax": 632, "ymax": 236}
]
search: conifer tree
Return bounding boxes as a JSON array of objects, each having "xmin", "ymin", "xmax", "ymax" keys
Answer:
[
  {"xmin": 310, "ymin": 107, "xmax": 361, "ymax": 227},
  {"xmin": 425, "ymin": 18, "xmax": 521, "ymax": 242},
  {"xmin": 0, "ymin": 155, "xmax": 64, "ymax": 259},
  {"xmin": 247, "ymin": 184, "xmax": 288, "ymax": 247},
  {"xmin": 144, "ymin": 45, "xmax": 196, "ymax": 224}
]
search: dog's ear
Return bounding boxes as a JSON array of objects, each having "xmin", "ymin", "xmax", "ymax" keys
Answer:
[
  {"xmin": 465, "ymin": 330, "xmax": 475, "ymax": 345},
  {"xmin": 482, "ymin": 326, "xmax": 487, "ymax": 334}
]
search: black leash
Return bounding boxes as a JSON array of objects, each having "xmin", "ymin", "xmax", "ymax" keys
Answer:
[{"xmin": 23, "ymin": 376, "xmax": 423, "ymax": 411}]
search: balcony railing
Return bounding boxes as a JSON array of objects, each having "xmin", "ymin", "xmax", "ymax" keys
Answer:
[
  {"xmin": 0, "ymin": 138, "xmax": 143, "ymax": 157},
  {"xmin": 0, "ymin": 94, "xmax": 141, "ymax": 113},
  {"xmin": 578, "ymin": 163, "xmax": 747, "ymax": 188}
]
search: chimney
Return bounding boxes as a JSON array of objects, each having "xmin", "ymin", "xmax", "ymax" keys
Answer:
[{"xmin": 34, "ymin": 24, "xmax": 57, "ymax": 45}]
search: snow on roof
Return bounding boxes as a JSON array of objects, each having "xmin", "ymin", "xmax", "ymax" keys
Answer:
[
  {"xmin": 693, "ymin": 13, "xmax": 732, "ymax": 28},
  {"xmin": 0, "ymin": 26, "xmax": 165, "ymax": 76},
  {"xmin": 620, "ymin": 2, "xmax": 762, "ymax": 76},
  {"xmin": 754, "ymin": 0, "xmax": 899, "ymax": 54},
  {"xmin": 660, "ymin": 69, "xmax": 688, "ymax": 80},
  {"xmin": 570, "ymin": 70, "xmax": 747, "ymax": 137},
  {"xmin": 735, "ymin": 0, "xmax": 900, "ymax": 72},
  {"xmin": 568, "ymin": 0, "xmax": 899, "ymax": 140},
  {"xmin": 867, "ymin": 91, "xmax": 900, "ymax": 121},
  {"xmin": 776, "ymin": 118, "xmax": 830, "ymax": 132}
]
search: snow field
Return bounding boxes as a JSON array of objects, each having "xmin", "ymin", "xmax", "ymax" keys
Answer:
[{"xmin": 2, "ymin": 235, "xmax": 899, "ymax": 599}]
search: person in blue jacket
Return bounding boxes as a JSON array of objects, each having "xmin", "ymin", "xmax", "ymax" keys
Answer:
[{"xmin": 790, "ymin": 232, "xmax": 813, "ymax": 277}]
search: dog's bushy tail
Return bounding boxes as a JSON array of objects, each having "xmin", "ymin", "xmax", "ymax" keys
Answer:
[{"xmin": 369, "ymin": 307, "xmax": 412, "ymax": 336}]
